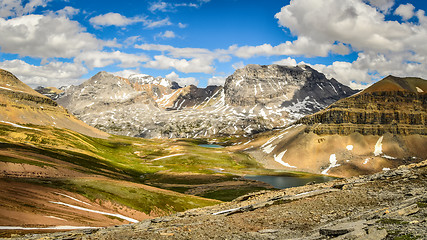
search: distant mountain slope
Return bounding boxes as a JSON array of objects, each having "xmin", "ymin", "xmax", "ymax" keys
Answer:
[
  {"xmin": 55, "ymin": 65, "xmax": 357, "ymax": 138},
  {"xmin": 0, "ymin": 69, "xmax": 108, "ymax": 138},
  {"xmin": 241, "ymin": 76, "xmax": 427, "ymax": 177}
]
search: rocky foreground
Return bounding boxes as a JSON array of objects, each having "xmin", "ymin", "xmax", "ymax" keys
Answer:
[{"xmin": 11, "ymin": 160, "xmax": 427, "ymax": 240}]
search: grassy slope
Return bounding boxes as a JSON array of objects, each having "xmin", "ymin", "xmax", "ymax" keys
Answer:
[{"xmin": 0, "ymin": 122, "xmax": 270, "ymax": 216}]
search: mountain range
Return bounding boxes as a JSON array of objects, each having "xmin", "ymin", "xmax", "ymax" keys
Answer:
[{"xmin": 53, "ymin": 64, "xmax": 357, "ymax": 138}]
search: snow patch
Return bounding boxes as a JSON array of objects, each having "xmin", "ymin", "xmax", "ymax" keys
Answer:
[
  {"xmin": 382, "ymin": 155, "xmax": 397, "ymax": 160},
  {"xmin": 321, "ymin": 154, "xmax": 340, "ymax": 175},
  {"xmin": 152, "ymin": 153, "xmax": 185, "ymax": 161},
  {"xmin": 274, "ymin": 150, "xmax": 297, "ymax": 168},
  {"xmin": 363, "ymin": 158, "xmax": 370, "ymax": 165},
  {"xmin": 382, "ymin": 168, "xmax": 391, "ymax": 171},
  {"xmin": 416, "ymin": 87, "xmax": 424, "ymax": 93},
  {"xmin": 54, "ymin": 192, "xmax": 91, "ymax": 206},
  {"xmin": 49, "ymin": 201, "xmax": 139, "ymax": 223},
  {"xmin": 262, "ymin": 144, "xmax": 276, "ymax": 154},
  {"xmin": 374, "ymin": 136, "xmax": 383, "ymax": 156},
  {"xmin": 346, "ymin": 145, "xmax": 353, "ymax": 151},
  {"xmin": 0, "ymin": 121, "xmax": 40, "ymax": 131}
]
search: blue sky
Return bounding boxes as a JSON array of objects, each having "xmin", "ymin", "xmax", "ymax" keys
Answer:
[{"xmin": 0, "ymin": 0, "xmax": 426, "ymax": 89}]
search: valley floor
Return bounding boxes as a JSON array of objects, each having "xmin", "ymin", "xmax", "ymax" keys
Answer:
[{"xmin": 9, "ymin": 160, "xmax": 427, "ymax": 240}]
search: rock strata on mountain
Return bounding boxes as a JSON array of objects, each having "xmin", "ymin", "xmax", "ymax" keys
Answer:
[
  {"xmin": 241, "ymin": 76, "xmax": 426, "ymax": 177},
  {"xmin": 0, "ymin": 69, "xmax": 108, "ymax": 138},
  {"xmin": 55, "ymin": 65, "xmax": 356, "ymax": 138}
]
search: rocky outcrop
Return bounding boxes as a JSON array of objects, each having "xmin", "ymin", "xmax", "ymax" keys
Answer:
[
  {"xmin": 34, "ymin": 86, "xmax": 65, "ymax": 100},
  {"xmin": 53, "ymin": 65, "xmax": 356, "ymax": 138}
]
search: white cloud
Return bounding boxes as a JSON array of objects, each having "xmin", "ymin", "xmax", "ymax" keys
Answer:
[
  {"xmin": 89, "ymin": 12, "xmax": 144, "ymax": 27},
  {"xmin": 178, "ymin": 22, "xmax": 187, "ymax": 28},
  {"xmin": 0, "ymin": 0, "xmax": 52, "ymax": 18},
  {"xmin": 264, "ymin": 0, "xmax": 427, "ymax": 88},
  {"xmin": 165, "ymin": 71, "xmax": 198, "ymax": 86},
  {"xmin": 0, "ymin": 14, "xmax": 108, "ymax": 58},
  {"xmin": 111, "ymin": 69, "xmax": 141, "ymax": 78},
  {"xmin": 0, "ymin": 59, "xmax": 87, "ymax": 87},
  {"xmin": 124, "ymin": 36, "xmax": 143, "ymax": 47},
  {"xmin": 274, "ymin": 0, "xmax": 427, "ymax": 54},
  {"xmin": 148, "ymin": 0, "xmax": 209, "ymax": 13},
  {"xmin": 273, "ymin": 57, "xmax": 298, "ymax": 67},
  {"xmin": 149, "ymin": 1, "xmax": 169, "ymax": 12},
  {"xmin": 136, "ymin": 43, "xmax": 231, "ymax": 62},
  {"xmin": 52, "ymin": 6, "xmax": 80, "ymax": 18},
  {"xmin": 144, "ymin": 17, "xmax": 172, "ymax": 28},
  {"xmin": 207, "ymin": 76, "xmax": 226, "ymax": 86},
  {"xmin": 145, "ymin": 55, "xmax": 214, "ymax": 73},
  {"xmin": 365, "ymin": 0, "xmax": 394, "ymax": 13},
  {"xmin": 232, "ymin": 61, "xmax": 244, "ymax": 70},
  {"xmin": 394, "ymin": 3, "xmax": 415, "ymax": 21},
  {"xmin": 311, "ymin": 51, "xmax": 427, "ymax": 89},
  {"xmin": 75, "ymin": 51, "xmax": 149, "ymax": 69},
  {"xmin": 234, "ymin": 38, "xmax": 350, "ymax": 58},
  {"xmin": 156, "ymin": 30, "xmax": 176, "ymax": 39}
]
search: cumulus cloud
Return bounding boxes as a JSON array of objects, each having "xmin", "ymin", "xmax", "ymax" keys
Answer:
[
  {"xmin": 111, "ymin": 69, "xmax": 141, "ymax": 78},
  {"xmin": 0, "ymin": 0, "xmax": 52, "ymax": 18},
  {"xmin": 365, "ymin": 0, "xmax": 395, "ymax": 13},
  {"xmin": 75, "ymin": 51, "xmax": 149, "ymax": 69},
  {"xmin": 0, "ymin": 14, "xmax": 109, "ymax": 58},
  {"xmin": 265, "ymin": 0, "xmax": 427, "ymax": 88},
  {"xmin": 207, "ymin": 76, "xmax": 226, "ymax": 86},
  {"xmin": 0, "ymin": 59, "xmax": 87, "ymax": 87},
  {"xmin": 394, "ymin": 3, "xmax": 415, "ymax": 20},
  {"xmin": 165, "ymin": 71, "xmax": 198, "ymax": 86},
  {"xmin": 144, "ymin": 55, "xmax": 214, "ymax": 73},
  {"xmin": 234, "ymin": 38, "xmax": 349, "ymax": 58},
  {"xmin": 89, "ymin": 12, "xmax": 145, "ymax": 27},
  {"xmin": 53, "ymin": 6, "xmax": 80, "ymax": 18},
  {"xmin": 155, "ymin": 30, "xmax": 176, "ymax": 39},
  {"xmin": 273, "ymin": 57, "xmax": 298, "ymax": 67}
]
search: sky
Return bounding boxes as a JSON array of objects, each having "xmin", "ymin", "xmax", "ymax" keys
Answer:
[{"xmin": 0, "ymin": 0, "xmax": 426, "ymax": 89}]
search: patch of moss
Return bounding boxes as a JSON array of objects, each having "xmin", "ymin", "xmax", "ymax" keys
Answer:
[{"xmin": 416, "ymin": 201, "xmax": 427, "ymax": 208}]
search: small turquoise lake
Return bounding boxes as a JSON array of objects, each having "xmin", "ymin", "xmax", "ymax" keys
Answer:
[{"xmin": 198, "ymin": 144, "xmax": 224, "ymax": 148}]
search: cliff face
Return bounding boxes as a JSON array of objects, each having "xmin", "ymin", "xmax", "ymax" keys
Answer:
[{"xmin": 298, "ymin": 76, "xmax": 427, "ymax": 135}]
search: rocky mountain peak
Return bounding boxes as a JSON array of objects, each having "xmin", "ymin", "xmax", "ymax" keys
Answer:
[{"xmin": 224, "ymin": 64, "xmax": 357, "ymax": 110}]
